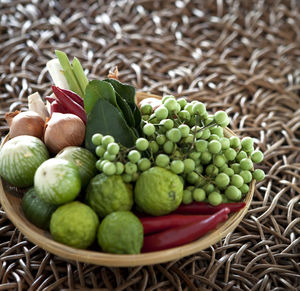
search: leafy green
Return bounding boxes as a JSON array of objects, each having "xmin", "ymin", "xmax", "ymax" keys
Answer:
[
  {"xmin": 115, "ymin": 91, "xmax": 135, "ymax": 128},
  {"xmin": 104, "ymin": 79, "xmax": 136, "ymax": 108},
  {"xmin": 85, "ymin": 99, "xmax": 137, "ymax": 151},
  {"xmin": 84, "ymin": 80, "xmax": 119, "ymax": 115},
  {"xmin": 104, "ymin": 78, "xmax": 144, "ymax": 134},
  {"xmin": 133, "ymin": 104, "xmax": 142, "ymax": 127},
  {"xmin": 84, "ymin": 78, "xmax": 142, "ymax": 150}
]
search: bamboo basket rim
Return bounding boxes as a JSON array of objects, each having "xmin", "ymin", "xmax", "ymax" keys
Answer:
[{"xmin": 0, "ymin": 92, "xmax": 254, "ymax": 267}]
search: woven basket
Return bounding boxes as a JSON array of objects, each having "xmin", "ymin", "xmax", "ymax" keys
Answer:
[{"xmin": 0, "ymin": 92, "xmax": 254, "ymax": 267}]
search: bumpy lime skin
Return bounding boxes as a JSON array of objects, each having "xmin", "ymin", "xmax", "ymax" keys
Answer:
[
  {"xmin": 50, "ymin": 201, "xmax": 99, "ymax": 249},
  {"xmin": 134, "ymin": 167, "xmax": 183, "ymax": 216},
  {"xmin": 86, "ymin": 174, "xmax": 133, "ymax": 217},
  {"xmin": 97, "ymin": 211, "xmax": 143, "ymax": 254}
]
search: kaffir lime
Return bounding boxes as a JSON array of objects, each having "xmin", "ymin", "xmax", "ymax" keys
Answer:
[
  {"xmin": 85, "ymin": 174, "xmax": 133, "ymax": 217},
  {"xmin": 134, "ymin": 167, "xmax": 183, "ymax": 216},
  {"xmin": 97, "ymin": 211, "xmax": 143, "ymax": 254},
  {"xmin": 50, "ymin": 201, "xmax": 99, "ymax": 249}
]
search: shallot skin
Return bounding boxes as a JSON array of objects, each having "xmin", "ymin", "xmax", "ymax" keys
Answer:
[
  {"xmin": 6, "ymin": 111, "xmax": 45, "ymax": 140},
  {"xmin": 44, "ymin": 113, "xmax": 85, "ymax": 154}
]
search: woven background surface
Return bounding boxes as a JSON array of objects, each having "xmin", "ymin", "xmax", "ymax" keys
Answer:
[{"xmin": 1, "ymin": 0, "xmax": 300, "ymax": 290}]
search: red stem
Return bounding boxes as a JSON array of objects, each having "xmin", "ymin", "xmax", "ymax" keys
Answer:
[
  {"xmin": 45, "ymin": 96, "xmax": 57, "ymax": 104},
  {"xmin": 142, "ymin": 208, "xmax": 230, "ymax": 252},
  {"xmin": 140, "ymin": 214, "xmax": 210, "ymax": 235},
  {"xmin": 173, "ymin": 202, "xmax": 246, "ymax": 215},
  {"xmin": 59, "ymin": 88, "xmax": 84, "ymax": 107},
  {"xmin": 52, "ymin": 86, "xmax": 86, "ymax": 124},
  {"xmin": 50, "ymin": 100, "xmax": 67, "ymax": 114}
]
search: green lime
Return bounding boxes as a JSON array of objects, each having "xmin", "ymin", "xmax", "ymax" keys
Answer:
[
  {"xmin": 86, "ymin": 174, "xmax": 133, "ymax": 217},
  {"xmin": 21, "ymin": 187, "xmax": 57, "ymax": 230},
  {"xmin": 134, "ymin": 167, "xmax": 183, "ymax": 216},
  {"xmin": 97, "ymin": 211, "xmax": 143, "ymax": 254},
  {"xmin": 50, "ymin": 201, "xmax": 99, "ymax": 249}
]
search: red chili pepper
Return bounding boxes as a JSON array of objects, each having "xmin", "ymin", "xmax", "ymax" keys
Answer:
[
  {"xmin": 173, "ymin": 202, "xmax": 246, "ymax": 215},
  {"xmin": 140, "ymin": 214, "xmax": 210, "ymax": 235},
  {"xmin": 142, "ymin": 208, "xmax": 230, "ymax": 252},
  {"xmin": 52, "ymin": 86, "xmax": 86, "ymax": 124},
  {"xmin": 59, "ymin": 88, "xmax": 84, "ymax": 107},
  {"xmin": 50, "ymin": 100, "xmax": 67, "ymax": 114}
]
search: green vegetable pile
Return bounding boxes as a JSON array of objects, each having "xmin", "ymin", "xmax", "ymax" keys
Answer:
[
  {"xmin": 92, "ymin": 95, "xmax": 265, "ymax": 207},
  {"xmin": 0, "ymin": 51, "xmax": 265, "ymax": 255}
]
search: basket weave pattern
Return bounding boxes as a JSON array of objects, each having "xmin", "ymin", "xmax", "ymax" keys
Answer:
[{"xmin": 0, "ymin": 0, "xmax": 300, "ymax": 289}]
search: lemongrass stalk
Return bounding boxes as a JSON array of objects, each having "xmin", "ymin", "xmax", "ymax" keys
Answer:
[
  {"xmin": 46, "ymin": 59, "xmax": 70, "ymax": 90},
  {"xmin": 72, "ymin": 57, "xmax": 88, "ymax": 95},
  {"xmin": 55, "ymin": 50, "xmax": 83, "ymax": 97}
]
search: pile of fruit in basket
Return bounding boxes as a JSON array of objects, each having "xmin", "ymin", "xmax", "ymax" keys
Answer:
[{"xmin": 0, "ymin": 51, "xmax": 265, "ymax": 254}]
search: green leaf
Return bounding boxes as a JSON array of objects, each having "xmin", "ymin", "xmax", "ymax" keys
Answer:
[
  {"xmin": 115, "ymin": 91, "xmax": 135, "ymax": 127},
  {"xmin": 133, "ymin": 104, "xmax": 142, "ymax": 127},
  {"xmin": 85, "ymin": 99, "xmax": 136, "ymax": 151},
  {"xmin": 104, "ymin": 79, "xmax": 136, "ymax": 107},
  {"xmin": 104, "ymin": 78, "xmax": 143, "ymax": 134},
  {"xmin": 133, "ymin": 103, "xmax": 143, "ymax": 135},
  {"xmin": 132, "ymin": 127, "xmax": 139, "ymax": 137},
  {"xmin": 84, "ymin": 80, "xmax": 119, "ymax": 115}
]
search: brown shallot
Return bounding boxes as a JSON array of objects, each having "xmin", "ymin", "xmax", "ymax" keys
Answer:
[
  {"xmin": 5, "ymin": 111, "xmax": 45, "ymax": 139},
  {"xmin": 44, "ymin": 112, "xmax": 85, "ymax": 153}
]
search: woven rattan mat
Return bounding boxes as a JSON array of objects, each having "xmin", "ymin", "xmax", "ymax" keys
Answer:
[{"xmin": 1, "ymin": 0, "xmax": 300, "ymax": 290}]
